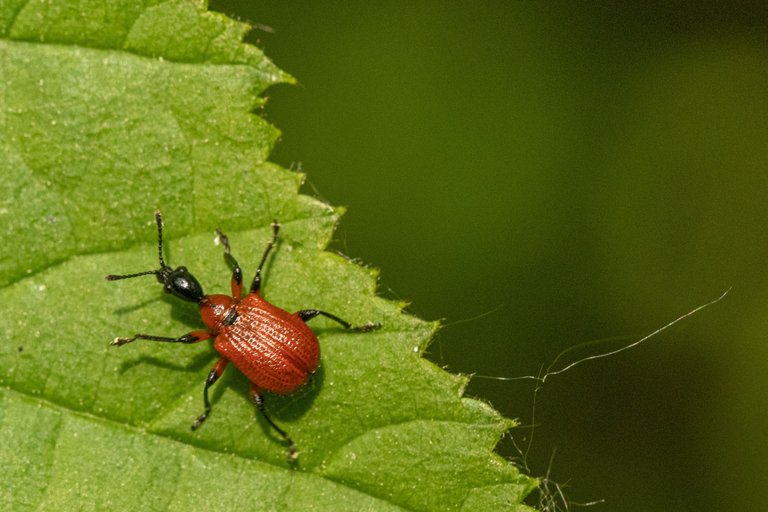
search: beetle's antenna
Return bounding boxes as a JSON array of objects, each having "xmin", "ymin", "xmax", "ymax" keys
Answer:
[
  {"xmin": 105, "ymin": 269, "xmax": 159, "ymax": 281},
  {"xmin": 154, "ymin": 209, "xmax": 166, "ymax": 268},
  {"xmin": 104, "ymin": 209, "xmax": 168, "ymax": 281}
]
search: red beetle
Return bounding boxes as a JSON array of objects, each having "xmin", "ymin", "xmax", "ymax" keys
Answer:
[{"xmin": 106, "ymin": 210, "xmax": 378, "ymax": 458}]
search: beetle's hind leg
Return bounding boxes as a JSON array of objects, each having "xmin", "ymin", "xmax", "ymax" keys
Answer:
[{"xmin": 250, "ymin": 383, "xmax": 297, "ymax": 461}]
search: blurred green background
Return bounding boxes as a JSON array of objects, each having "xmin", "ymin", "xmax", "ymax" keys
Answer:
[{"xmin": 211, "ymin": 2, "xmax": 767, "ymax": 510}]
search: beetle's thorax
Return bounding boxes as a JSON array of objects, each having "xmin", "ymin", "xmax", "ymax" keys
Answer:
[{"xmin": 200, "ymin": 294, "xmax": 237, "ymax": 330}]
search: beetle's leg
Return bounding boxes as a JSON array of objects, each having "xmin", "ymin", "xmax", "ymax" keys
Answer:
[
  {"xmin": 111, "ymin": 330, "xmax": 213, "ymax": 347},
  {"xmin": 250, "ymin": 221, "xmax": 280, "ymax": 294},
  {"xmin": 216, "ymin": 228, "xmax": 243, "ymax": 298},
  {"xmin": 250, "ymin": 383, "xmax": 297, "ymax": 461},
  {"xmin": 297, "ymin": 309, "xmax": 381, "ymax": 332},
  {"xmin": 191, "ymin": 357, "xmax": 230, "ymax": 430}
]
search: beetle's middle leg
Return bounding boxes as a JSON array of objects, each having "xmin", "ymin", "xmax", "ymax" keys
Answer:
[
  {"xmin": 297, "ymin": 309, "xmax": 380, "ymax": 332},
  {"xmin": 191, "ymin": 357, "xmax": 230, "ymax": 430}
]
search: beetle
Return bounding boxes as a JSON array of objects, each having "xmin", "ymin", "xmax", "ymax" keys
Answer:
[{"xmin": 106, "ymin": 210, "xmax": 379, "ymax": 459}]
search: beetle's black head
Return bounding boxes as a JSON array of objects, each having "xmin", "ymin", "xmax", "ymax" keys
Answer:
[
  {"xmin": 105, "ymin": 210, "xmax": 205, "ymax": 303},
  {"xmin": 156, "ymin": 265, "xmax": 204, "ymax": 302}
]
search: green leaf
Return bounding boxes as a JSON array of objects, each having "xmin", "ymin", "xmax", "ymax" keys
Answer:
[{"xmin": 0, "ymin": 1, "xmax": 536, "ymax": 510}]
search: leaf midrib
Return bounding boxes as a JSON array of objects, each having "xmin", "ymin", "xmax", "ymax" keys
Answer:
[
  {"xmin": 3, "ymin": 385, "xmax": 414, "ymax": 510},
  {"xmin": 4, "ymin": 380, "xmax": 489, "ymax": 512}
]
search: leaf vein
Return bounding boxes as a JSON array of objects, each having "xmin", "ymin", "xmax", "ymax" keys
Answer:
[{"xmin": 4, "ymin": 0, "xmax": 32, "ymax": 37}]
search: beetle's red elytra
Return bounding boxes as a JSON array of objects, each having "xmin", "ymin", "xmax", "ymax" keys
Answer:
[
  {"xmin": 106, "ymin": 210, "xmax": 379, "ymax": 459},
  {"xmin": 212, "ymin": 293, "xmax": 320, "ymax": 395}
]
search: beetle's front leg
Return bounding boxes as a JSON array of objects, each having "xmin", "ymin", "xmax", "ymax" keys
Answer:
[
  {"xmin": 250, "ymin": 221, "xmax": 280, "ymax": 295},
  {"xmin": 215, "ymin": 228, "xmax": 243, "ymax": 298},
  {"xmin": 111, "ymin": 330, "xmax": 213, "ymax": 347}
]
